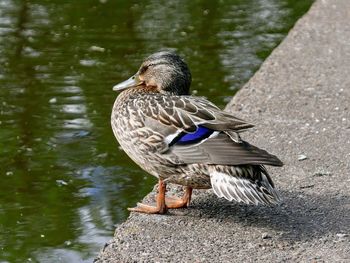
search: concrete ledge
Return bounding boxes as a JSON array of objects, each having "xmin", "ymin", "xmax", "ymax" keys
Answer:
[{"xmin": 96, "ymin": 0, "xmax": 350, "ymax": 262}]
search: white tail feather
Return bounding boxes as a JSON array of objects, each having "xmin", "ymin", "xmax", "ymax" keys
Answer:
[{"xmin": 210, "ymin": 170, "xmax": 280, "ymax": 206}]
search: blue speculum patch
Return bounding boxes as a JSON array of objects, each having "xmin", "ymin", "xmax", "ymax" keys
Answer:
[{"xmin": 175, "ymin": 126, "xmax": 214, "ymax": 145}]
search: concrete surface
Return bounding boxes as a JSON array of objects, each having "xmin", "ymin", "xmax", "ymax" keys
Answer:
[{"xmin": 95, "ymin": 0, "xmax": 350, "ymax": 262}]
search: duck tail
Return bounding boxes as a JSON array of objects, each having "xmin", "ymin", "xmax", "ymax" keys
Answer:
[{"xmin": 209, "ymin": 165, "xmax": 280, "ymax": 206}]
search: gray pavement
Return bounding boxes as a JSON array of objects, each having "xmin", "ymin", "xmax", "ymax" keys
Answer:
[{"xmin": 95, "ymin": 0, "xmax": 350, "ymax": 262}]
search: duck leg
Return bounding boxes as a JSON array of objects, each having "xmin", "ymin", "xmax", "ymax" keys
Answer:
[
  {"xmin": 165, "ymin": 186, "xmax": 192, "ymax": 209},
  {"xmin": 128, "ymin": 179, "xmax": 167, "ymax": 214}
]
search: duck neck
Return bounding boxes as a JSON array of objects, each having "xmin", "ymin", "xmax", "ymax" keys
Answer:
[{"xmin": 121, "ymin": 85, "xmax": 158, "ymax": 96}]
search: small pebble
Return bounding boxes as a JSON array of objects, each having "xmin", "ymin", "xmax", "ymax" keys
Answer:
[
  {"xmin": 300, "ymin": 184, "xmax": 314, "ymax": 189},
  {"xmin": 298, "ymin": 154, "xmax": 308, "ymax": 161},
  {"xmin": 262, "ymin": 233, "xmax": 271, "ymax": 239},
  {"xmin": 313, "ymin": 171, "xmax": 332, "ymax": 177},
  {"xmin": 336, "ymin": 233, "xmax": 348, "ymax": 238}
]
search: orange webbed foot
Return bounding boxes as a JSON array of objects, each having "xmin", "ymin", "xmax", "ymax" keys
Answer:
[
  {"xmin": 128, "ymin": 179, "xmax": 167, "ymax": 214},
  {"xmin": 128, "ymin": 202, "xmax": 167, "ymax": 214},
  {"xmin": 129, "ymin": 182, "xmax": 193, "ymax": 214},
  {"xmin": 165, "ymin": 187, "xmax": 192, "ymax": 209}
]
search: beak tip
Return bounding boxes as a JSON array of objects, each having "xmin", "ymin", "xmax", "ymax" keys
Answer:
[{"xmin": 112, "ymin": 74, "xmax": 138, "ymax": 92}]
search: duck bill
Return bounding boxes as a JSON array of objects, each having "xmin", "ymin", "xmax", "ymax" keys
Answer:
[{"xmin": 113, "ymin": 74, "xmax": 140, "ymax": 91}]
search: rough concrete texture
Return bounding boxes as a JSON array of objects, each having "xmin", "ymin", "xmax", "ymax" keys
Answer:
[{"xmin": 96, "ymin": 0, "xmax": 350, "ymax": 262}]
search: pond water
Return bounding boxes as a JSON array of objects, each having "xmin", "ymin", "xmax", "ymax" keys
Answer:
[{"xmin": 0, "ymin": 0, "xmax": 313, "ymax": 262}]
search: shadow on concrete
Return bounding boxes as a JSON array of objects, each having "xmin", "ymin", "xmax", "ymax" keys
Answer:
[{"xmin": 183, "ymin": 189, "xmax": 349, "ymax": 242}]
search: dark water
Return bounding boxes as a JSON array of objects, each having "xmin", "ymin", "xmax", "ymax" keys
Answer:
[{"xmin": 0, "ymin": 0, "xmax": 313, "ymax": 262}]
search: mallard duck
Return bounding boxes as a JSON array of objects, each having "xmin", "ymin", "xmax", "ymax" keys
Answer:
[{"xmin": 111, "ymin": 51, "xmax": 283, "ymax": 214}]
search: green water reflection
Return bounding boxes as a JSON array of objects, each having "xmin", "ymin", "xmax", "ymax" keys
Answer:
[{"xmin": 0, "ymin": 0, "xmax": 313, "ymax": 262}]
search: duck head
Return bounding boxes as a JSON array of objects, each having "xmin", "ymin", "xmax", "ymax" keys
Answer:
[{"xmin": 113, "ymin": 51, "xmax": 191, "ymax": 95}]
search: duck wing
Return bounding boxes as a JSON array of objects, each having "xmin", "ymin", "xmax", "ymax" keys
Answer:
[
  {"xmin": 133, "ymin": 93, "xmax": 282, "ymax": 167},
  {"xmin": 168, "ymin": 132, "xmax": 283, "ymax": 166},
  {"xmin": 135, "ymin": 93, "xmax": 253, "ymax": 132}
]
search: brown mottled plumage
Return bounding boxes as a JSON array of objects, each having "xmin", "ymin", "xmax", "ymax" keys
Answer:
[{"xmin": 111, "ymin": 51, "xmax": 283, "ymax": 214}]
